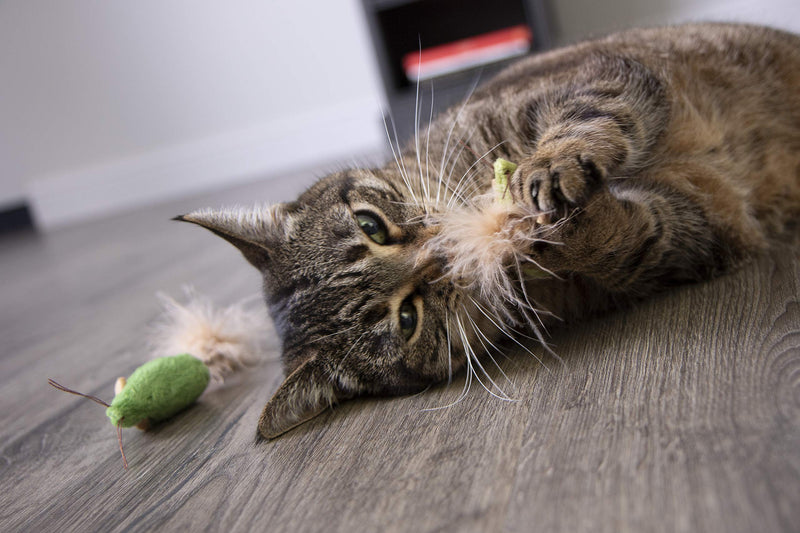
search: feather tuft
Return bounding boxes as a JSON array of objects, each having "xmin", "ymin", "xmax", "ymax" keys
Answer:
[
  {"xmin": 425, "ymin": 194, "xmax": 558, "ymax": 326},
  {"xmin": 150, "ymin": 288, "xmax": 266, "ymax": 382}
]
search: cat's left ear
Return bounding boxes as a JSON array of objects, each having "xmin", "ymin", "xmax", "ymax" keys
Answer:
[
  {"xmin": 174, "ymin": 204, "xmax": 292, "ymax": 270},
  {"xmin": 257, "ymin": 358, "xmax": 352, "ymax": 440}
]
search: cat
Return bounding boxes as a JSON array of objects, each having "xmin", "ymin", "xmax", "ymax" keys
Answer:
[{"xmin": 177, "ymin": 23, "xmax": 800, "ymax": 439}]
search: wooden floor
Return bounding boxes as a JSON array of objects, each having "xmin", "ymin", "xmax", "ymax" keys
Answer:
[{"xmin": 1, "ymin": 173, "xmax": 799, "ymax": 533}]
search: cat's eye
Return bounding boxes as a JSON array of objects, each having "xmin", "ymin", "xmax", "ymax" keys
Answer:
[
  {"xmin": 399, "ymin": 298, "xmax": 418, "ymax": 340},
  {"xmin": 356, "ymin": 212, "xmax": 388, "ymax": 245}
]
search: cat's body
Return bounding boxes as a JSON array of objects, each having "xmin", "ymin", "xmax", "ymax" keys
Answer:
[{"xmin": 180, "ymin": 23, "xmax": 800, "ymax": 439}]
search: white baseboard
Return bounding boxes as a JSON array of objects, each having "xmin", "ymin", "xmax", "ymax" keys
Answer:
[{"xmin": 28, "ymin": 99, "xmax": 386, "ymax": 230}]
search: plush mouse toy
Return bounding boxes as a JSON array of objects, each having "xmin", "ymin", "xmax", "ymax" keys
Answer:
[
  {"xmin": 48, "ymin": 290, "xmax": 264, "ymax": 468},
  {"xmin": 492, "ymin": 158, "xmax": 517, "ymax": 206}
]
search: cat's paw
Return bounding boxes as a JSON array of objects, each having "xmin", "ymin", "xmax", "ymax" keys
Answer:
[{"xmin": 512, "ymin": 153, "xmax": 603, "ymax": 223}]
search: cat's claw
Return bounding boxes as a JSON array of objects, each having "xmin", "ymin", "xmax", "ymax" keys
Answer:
[{"xmin": 513, "ymin": 154, "xmax": 603, "ymax": 223}]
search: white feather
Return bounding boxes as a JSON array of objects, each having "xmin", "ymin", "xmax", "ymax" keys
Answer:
[{"xmin": 150, "ymin": 288, "xmax": 266, "ymax": 382}]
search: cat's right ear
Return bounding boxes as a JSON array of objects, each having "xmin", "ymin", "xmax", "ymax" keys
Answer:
[
  {"xmin": 257, "ymin": 357, "xmax": 352, "ymax": 440},
  {"xmin": 174, "ymin": 204, "xmax": 292, "ymax": 270}
]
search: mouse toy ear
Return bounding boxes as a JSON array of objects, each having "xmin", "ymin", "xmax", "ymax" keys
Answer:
[
  {"xmin": 174, "ymin": 204, "xmax": 292, "ymax": 270},
  {"xmin": 257, "ymin": 358, "xmax": 351, "ymax": 440}
]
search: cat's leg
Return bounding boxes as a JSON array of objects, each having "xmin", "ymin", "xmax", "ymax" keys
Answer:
[
  {"xmin": 525, "ymin": 178, "xmax": 737, "ymax": 296},
  {"xmin": 510, "ymin": 57, "xmax": 670, "ymax": 222}
]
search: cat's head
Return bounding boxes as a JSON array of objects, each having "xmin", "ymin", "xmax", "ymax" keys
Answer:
[{"xmin": 179, "ymin": 167, "xmax": 508, "ymax": 438}]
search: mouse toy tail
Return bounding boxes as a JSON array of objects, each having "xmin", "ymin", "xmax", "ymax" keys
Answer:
[{"xmin": 47, "ymin": 378, "xmax": 110, "ymax": 407}]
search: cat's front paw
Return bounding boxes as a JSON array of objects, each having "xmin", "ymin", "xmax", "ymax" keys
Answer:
[{"xmin": 512, "ymin": 153, "xmax": 603, "ymax": 223}]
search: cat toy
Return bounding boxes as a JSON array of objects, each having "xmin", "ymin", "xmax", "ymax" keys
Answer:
[
  {"xmin": 48, "ymin": 290, "xmax": 265, "ymax": 469},
  {"xmin": 492, "ymin": 158, "xmax": 517, "ymax": 206},
  {"xmin": 492, "ymin": 157, "xmax": 550, "ymax": 280}
]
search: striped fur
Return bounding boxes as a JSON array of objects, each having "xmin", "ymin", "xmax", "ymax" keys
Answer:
[{"xmin": 181, "ymin": 23, "xmax": 800, "ymax": 438}]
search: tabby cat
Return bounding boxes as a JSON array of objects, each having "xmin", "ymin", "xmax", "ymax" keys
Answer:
[{"xmin": 178, "ymin": 23, "xmax": 800, "ymax": 439}]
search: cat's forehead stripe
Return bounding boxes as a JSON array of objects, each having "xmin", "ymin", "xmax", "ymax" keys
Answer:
[{"xmin": 338, "ymin": 176, "xmax": 401, "ymax": 206}]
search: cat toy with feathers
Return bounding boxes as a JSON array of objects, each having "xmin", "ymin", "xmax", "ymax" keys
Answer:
[{"xmin": 48, "ymin": 290, "xmax": 265, "ymax": 469}]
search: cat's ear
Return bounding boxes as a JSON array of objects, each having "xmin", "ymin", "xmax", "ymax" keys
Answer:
[
  {"xmin": 174, "ymin": 204, "xmax": 292, "ymax": 270},
  {"xmin": 257, "ymin": 358, "xmax": 351, "ymax": 440}
]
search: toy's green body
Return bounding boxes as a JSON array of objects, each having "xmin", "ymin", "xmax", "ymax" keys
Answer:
[
  {"xmin": 106, "ymin": 354, "xmax": 210, "ymax": 428},
  {"xmin": 492, "ymin": 158, "xmax": 517, "ymax": 205}
]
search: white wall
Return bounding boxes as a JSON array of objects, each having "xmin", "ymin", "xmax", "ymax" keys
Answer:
[
  {"xmin": 0, "ymin": 0, "xmax": 385, "ymax": 228},
  {"xmin": 2, "ymin": 0, "xmax": 799, "ymax": 229}
]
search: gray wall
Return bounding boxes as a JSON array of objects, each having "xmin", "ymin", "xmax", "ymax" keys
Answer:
[
  {"xmin": 551, "ymin": 0, "xmax": 800, "ymax": 44},
  {"xmin": 0, "ymin": 0, "xmax": 384, "ymax": 227}
]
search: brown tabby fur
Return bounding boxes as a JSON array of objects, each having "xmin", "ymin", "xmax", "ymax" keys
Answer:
[{"xmin": 178, "ymin": 23, "xmax": 800, "ymax": 439}]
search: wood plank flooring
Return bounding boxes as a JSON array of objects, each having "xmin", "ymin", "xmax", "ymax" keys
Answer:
[{"xmin": 1, "ymin": 173, "xmax": 798, "ymax": 533}]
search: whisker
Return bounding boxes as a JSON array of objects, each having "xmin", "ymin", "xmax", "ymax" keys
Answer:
[
  {"xmin": 446, "ymin": 308, "xmax": 453, "ymax": 383},
  {"xmin": 447, "ymin": 140, "xmax": 508, "ymax": 209},
  {"xmin": 465, "ymin": 313, "xmax": 512, "ymax": 362},
  {"xmin": 458, "ymin": 139, "xmax": 495, "ymax": 170},
  {"xmin": 306, "ymin": 323, "xmax": 361, "ymax": 344},
  {"xmin": 455, "ymin": 312, "xmax": 511, "ymax": 401},
  {"xmin": 465, "ymin": 313, "xmax": 515, "ymax": 391},
  {"xmin": 413, "ymin": 45, "xmax": 430, "ymax": 208},
  {"xmin": 425, "ymin": 80, "xmax": 435, "ymax": 204},
  {"xmin": 511, "ymin": 257, "xmax": 554, "ymax": 335},
  {"xmin": 521, "ymin": 256, "xmax": 562, "ymax": 282},
  {"xmin": 442, "ymin": 129, "xmax": 476, "ymax": 207},
  {"xmin": 332, "ymin": 330, "xmax": 370, "ymax": 378},
  {"xmin": 422, "ymin": 306, "xmax": 472, "ymax": 411},
  {"xmin": 437, "ymin": 74, "xmax": 482, "ymax": 204},
  {"xmin": 469, "ymin": 297, "xmax": 553, "ymax": 375},
  {"xmin": 463, "ymin": 314, "xmax": 515, "ymax": 399},
  {"xmin": 453, "ymin": 312, "xmax": 475, "ymax": 401},
  {"xmin": 387, "ymin": 109, "xmax": 419, "ymax": 207},
  {"xmin": 381, "ymin": 109, "xmax": 418, "ymax": 206}
]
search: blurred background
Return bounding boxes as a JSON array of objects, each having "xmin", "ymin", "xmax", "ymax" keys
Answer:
[{"xmin": 1, "ymin": 0, "xmax": 798, "ymax": 233}]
